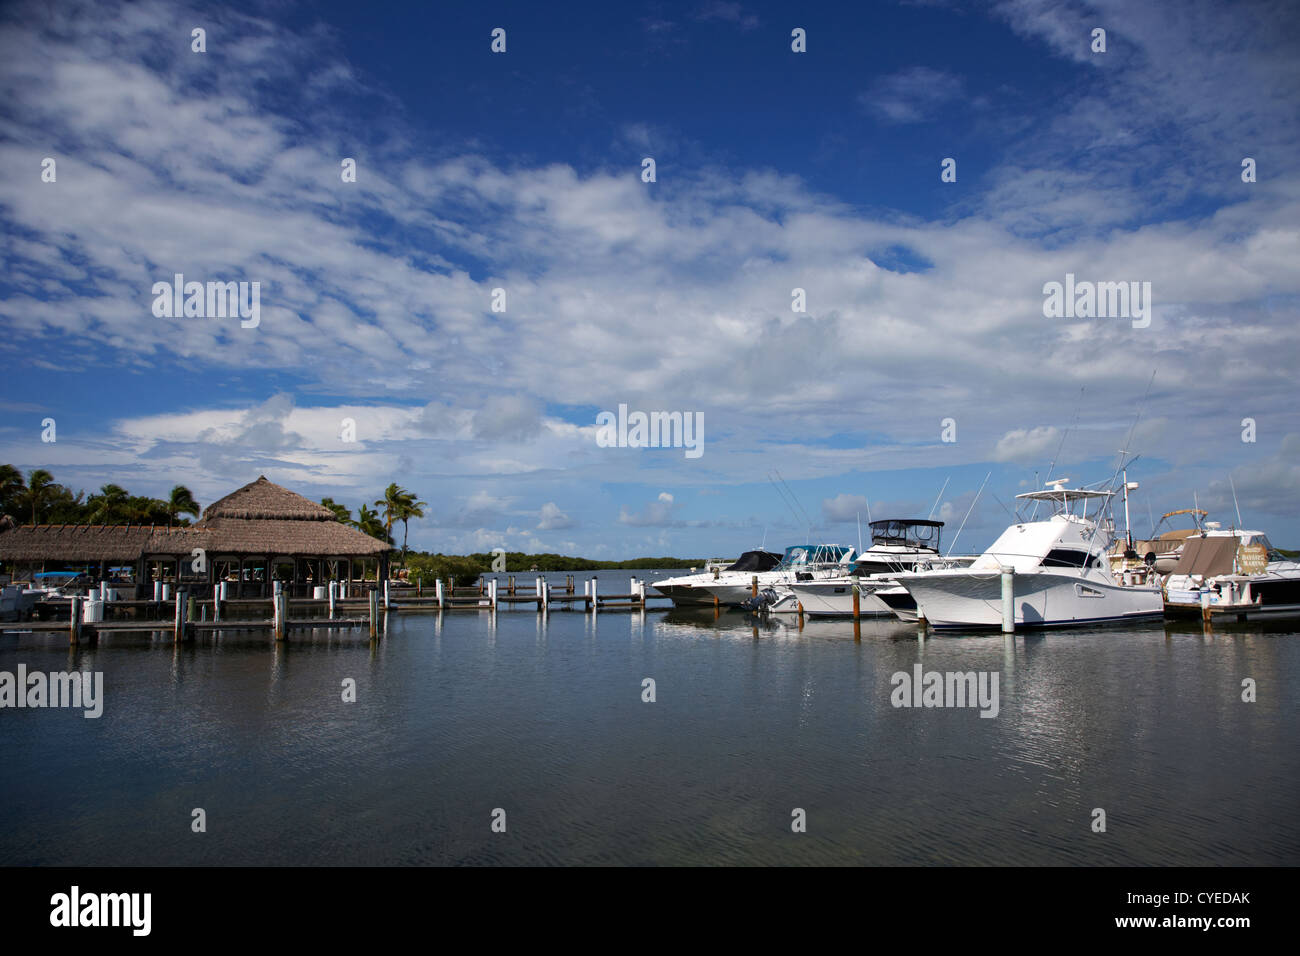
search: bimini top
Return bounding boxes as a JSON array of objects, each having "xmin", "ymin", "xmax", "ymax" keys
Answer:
[
  {"xmin": 869, "ymin": 519, "xmax": 942, "ymax": 548},
  {"xmin": 724, "ymin": 550, "xmax": 784, "ymax": 572}
]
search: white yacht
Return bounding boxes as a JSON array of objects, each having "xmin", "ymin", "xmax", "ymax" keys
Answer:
[
  {"xmin": 1163, "ymin": 526, "xmax": 1300, "ymax": 621},
  {"xmin": 892, "ymin": 480, "xmax": 1164, "ymax": 629},
  {"xmin": 651, "ymin": 550, "xmax": 783, "ymax": 606},
  {"xmin": 697, "ymin": 544, "xmax": 855, "ymax": 608},
  {"xmin": 789, "ymin": 519, "xmax": 961, "ymax": 618}
]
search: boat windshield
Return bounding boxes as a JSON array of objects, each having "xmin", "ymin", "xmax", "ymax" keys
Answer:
[
  {"xmin": 868, "ymin": 519, "xmax": 942, "ymax": 550},
  {"xmin": 779, "ymin": 545, "xmax": 851, "ymax": 569}
]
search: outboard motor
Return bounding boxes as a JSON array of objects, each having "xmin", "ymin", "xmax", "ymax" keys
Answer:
[{"xmin": 741, "ymin": 588, "xmax": 781, "ymax": 612}]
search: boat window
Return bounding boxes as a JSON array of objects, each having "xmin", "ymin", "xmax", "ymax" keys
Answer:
[{"xmin": 1042, "ymin": 548, "xmax": 1090, "ymax": 568}]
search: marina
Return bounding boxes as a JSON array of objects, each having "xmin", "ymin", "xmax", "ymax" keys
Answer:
[{"xmin": 2, "ymin": 608, "xmax": 1297, "ymax": 867}]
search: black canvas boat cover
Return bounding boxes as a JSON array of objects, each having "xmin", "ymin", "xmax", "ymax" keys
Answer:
[{"xmin": 725, "ymin": 550, "xmax": 784, "ymax": 572}]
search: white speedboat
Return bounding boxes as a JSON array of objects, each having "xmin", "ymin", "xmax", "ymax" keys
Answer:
[
  {"xmin": 789, "ymin": 519, "xmax": 963, "ymax": 618},
  {"xmin": 651, "ymin": 549, "xmax": 783, "ymax": 606},
  {"xmin": 1163, "ymin": 526, "xmax": 1300, "ymax": 621},
  {"xmin": 698, "ymin": 544, "xmax": 855, "ymax": 607},
  {"xmin": 892, "ymin": 480, "xmax": 1164, "ymax": 630}
]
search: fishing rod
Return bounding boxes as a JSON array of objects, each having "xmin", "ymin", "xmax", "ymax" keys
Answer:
[
  {"xmin": 928, "ymin": 476, "xmax": 950, "ymax": 521},
  {"xmin": 946, "ymin": 471, "xmax": 990, "ymax": 558}
]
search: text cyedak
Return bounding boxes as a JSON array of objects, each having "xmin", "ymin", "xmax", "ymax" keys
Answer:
[
  {"xmin": 50, "ymin": 886, "xmax": 150, "ymax": 936},
  {"xmin": 151, "ymin": 273, "xmax": 260, "ymax": 328},
  {"xmin": 0, "ymin": 666, "xmax": 103, "ymax": 718},
  {"xmin": 891, "ymin": 664, "xmax": 999, "ymax": 718},
  {"xmin": 1042, "ymin": 273, "xmax": 1151, "ymax": 329},
  {"xmin": 595, "ymin": 403, "xmax": 704, "ymax": 459}
]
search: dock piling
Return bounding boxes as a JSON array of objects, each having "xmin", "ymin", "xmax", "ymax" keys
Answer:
[
  {"xmin": 369, "ymin": 590, "xmax": 379, "ymax": 640},
  {"xmin": 1000, "ymin": 565, "xmax": 1015, "ymax": 634},
  {"xmin": 174, "ymin": 592, "xmax": 186, "ymax": 643},
  {"xmin": 70, "ymin": 595, "xmax": 81, "ymax": 645}
]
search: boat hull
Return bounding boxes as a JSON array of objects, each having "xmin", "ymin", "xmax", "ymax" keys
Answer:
[
  {"xmin": 788, "ymin": 580, "xmax": 895, "ymax": 618},
  {"xmin": 897, "ymin": 569, "xmax": 1164, "ymax": 630}
]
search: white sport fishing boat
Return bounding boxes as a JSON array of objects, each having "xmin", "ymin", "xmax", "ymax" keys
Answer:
[
  {"xmin": 789, "ymin": 519, "xmax": 961, "ymax": 618},
  {"xmin": 651, "ymin": 550, "xmax": 783, "ymax": 606},
  {"xmin": 1163, "ymin": 526, "xmax": 1300, "ymax": 621},
  {"xmin": 698, "ymin": 544, "xmax": 855, "ymax": 608},
  {"xmin": 892, "ymin": 479, "xmax": 1164, "ymax": 630}
]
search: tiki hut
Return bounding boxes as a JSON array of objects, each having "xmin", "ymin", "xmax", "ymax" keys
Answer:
[{"xmin": 0, "ymin": 476, "xmax": 393, "ymax": 598}]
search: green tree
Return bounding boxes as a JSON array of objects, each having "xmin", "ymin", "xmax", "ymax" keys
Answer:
[
  {"xmin": 0, "ymin": 465, "xmax": 26, "ymax": 521},
  {"xmin": 354, "ymin": 504, "xmax": 392, "ymax": 544},
  {"xmin": 87, "ymin": 483, "xmax": 131, "ymax": 523},
  {"xmin": 23, "ymin": 469, "xmax": 57, "ymax": 525},
  {"xmin": 166, "ymin": 485, "xmax": 201, "ymax": 526},
  {"xmin": 320, "ymin": 497, "xmax": 351, "ymax": 524}
]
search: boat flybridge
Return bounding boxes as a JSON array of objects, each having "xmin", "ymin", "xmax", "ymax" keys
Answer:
[
  {"xmin": 1163, "ymin": 525, "xmax": 1300, "ymax": 621},
  {"xmin": 789, "ymin": 519, "xmax": 969, "ymax": 618},
  {"xmin": 697, "ymin": 544, "xmax": 855, "ymax": 608},
  {"xmin": 892, "ymin": 478, "xmax": 1164, "ymax": 629},
  {"xmin": 651, "ymin": 549, "xmax": 784, "ymax": 606}
]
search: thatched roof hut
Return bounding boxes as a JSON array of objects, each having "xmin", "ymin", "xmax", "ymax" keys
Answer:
[
  {"xmin": 193, "ymin": 476, "xmax": 391, "ymax": 557},
  {"xmin": 0, "ymin": 476, "xmax": 393, "ymax": 597}
]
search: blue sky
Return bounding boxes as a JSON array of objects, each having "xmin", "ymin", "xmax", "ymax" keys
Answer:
[{"xmin": 1, "ymin": 0, "xmax": 1298, "ymax": 557}]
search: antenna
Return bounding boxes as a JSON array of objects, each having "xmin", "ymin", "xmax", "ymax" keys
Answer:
[
  {"xmin": 1147, "ymin": 498, "xmax": 1156, "ymax": 538},
  {"xmin": 990, "ymin": 491, "xmax": 1016, "ymax": 520},
  {"xmin": 1229, "ymin": 475, "xmax": 1243, "ymax": 528},
  {"xmin": 856, "ymin": 512, "xmax": 863, "ymax": 556},
  {"xmin": 946, "ymin": 471, "xmax": 990, "ymax": 557},
  {"xmin": 928, "ymin": 477, "xmax": 949, "ymax": 521},
  {"xmin": 1032, "ymin": 388, "xmax": 1085, "ymax": 520}
]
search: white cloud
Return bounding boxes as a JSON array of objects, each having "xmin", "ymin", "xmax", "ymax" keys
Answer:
[
  {"xmin": 822, "ymin": 493, "xmax": 870, "ymax": 522},
  {"xmin": 992, "ymin": 426, "xmax": 1062, "ymax": 463},
  {"xmin": 537, "ymin": 501, "xmax": 573, "ymax": 530}
]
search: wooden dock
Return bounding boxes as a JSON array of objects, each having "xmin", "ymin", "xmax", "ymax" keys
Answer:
[{"xmin": 1, "ymin": 575, "xmax": 670, "ymax": 644}]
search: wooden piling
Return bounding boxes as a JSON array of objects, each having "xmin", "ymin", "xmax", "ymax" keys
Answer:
[
  {"xmin": 852, "ymin": 584, "xmax": 861, "ymax": 641},
  {"xmin": 369, "ymin": 590, "xmax": 379, "ymax": 640},
  {"xmin": 328, "ymin": 580, "xmax": 337, "ymax": 619},
  {"xmin": 70, "ymin": 595, "xmax": 81, "ymax": 645},
  {"xmin": 751, "ymin": 575, "xmax": 758, "ymax": 598},
  {"xmin": 213, "ymin": 583, "xmax": 222, "ymax": 622},
  {"xmin": 174, "ymin": 592, "xmax": 186, "ymax": 643}
]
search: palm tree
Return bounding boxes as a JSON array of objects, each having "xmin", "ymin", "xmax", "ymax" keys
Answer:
[
  {"xmin": 354, "ymin": 504, "xmax": 391, "ymax": 543},
  {"xmin": 320, "ymin": 497, "xmax": 351, "ymax": 524},
  {"xmin": 24, "ymin": 469, "xmax": 57, "ymax": 525},
  {"xmin": 396, "ymin": 494, "xmax": 427, "ymax": 568},
  {"xmin": 166, "ymin": 485, "xmax": 201, "ymax": 526},
  {"xmin": 0, "ymin": 465, "xmax": 25, "ymax": 520},
  {"xmin": 374, "ymin": 483, "xmax": 402, "ymax": 544},
  {"xmin": 87, "ymin": 483, "xmax": 131, "ymax": 523}
]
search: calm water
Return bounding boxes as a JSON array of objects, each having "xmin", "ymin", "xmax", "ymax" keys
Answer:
[{"xmin": 2, "ymin": 572, "xmax": 1298, "ymax": 866}]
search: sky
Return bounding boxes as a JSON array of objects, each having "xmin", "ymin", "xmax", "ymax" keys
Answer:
[{"xmin": 0, "ymin": 0, "xmax": 1297, "ymax": 558}]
